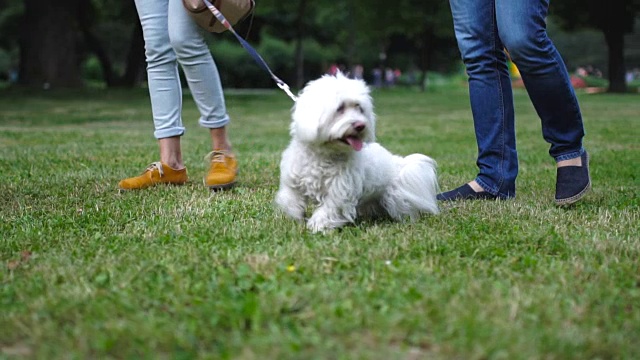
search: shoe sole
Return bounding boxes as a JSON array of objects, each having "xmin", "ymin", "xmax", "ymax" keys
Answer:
[
  {"xmin": 555, "ymin": 181, "xmax": 591, "ymax": 206},
  {"xmin": 207, "ymin": 181, "xmax": 236, "ymax": 191},
  {"xmin": 204, "ymin": 168, "xmax": 239, "ymax": 192},
  {"xmin": 117, "ymin": 181, "xmax": 187, "ymax": 192}
]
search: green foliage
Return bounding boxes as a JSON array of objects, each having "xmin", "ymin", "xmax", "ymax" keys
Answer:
[
  {"xmin": 295, "ymin": 37, "xmax": 343, "ymax": 76},
  {"xmin": 581, "ymin": 75, "xmax": 609, "ymax": 88},
  {"xmin": 0, "ymin": 48, "xmax": 10, "ymax": 75},
  {"xmin": 0, "ymin": 0, "xmax": 22, "ymax": 77},
  {"xmin": 81, "ymin": 55, "xmax": 104, "ymax": 82},
  {"xmin": 547, "ymin": 19, "xmax": 608, "ymax": 71},
  {"xmin": 91, "ymin": 22, "xmax": 137, "ymax": 74},
  {"xmin": 254, "ymin": 0, "xmax": 459, "ymax": 78},
  {"xmin": 209, "ymin": 38, "xmax": 274, "ymax": 88},
  {"xmin": 0, "ymin": 0, "xmax": 22, "ymax": 49},
  {"xmin": 1, "ymin": 86, "xmax": 639, "ymax": 358},
  {"xmin": 550, "ymin": 0, "xmax": 639, "ymax": 33},
  {"xmin": 210, "ymin": 34, "xmax": 342, "ymax": 88},
  {"xmin": 214, "ymin": 36, "xmax": 292, "ymax": 88},
  {"xmin": 258, "ymin": 34, "xmax": 295, "ymax": 72},
  {"xmin": 2, "ymin": 0, "xmax": 637, "ymax": 89},
  {"xmin": 628, "ymin": 78, "xmax": 640, "ymax": 88}
]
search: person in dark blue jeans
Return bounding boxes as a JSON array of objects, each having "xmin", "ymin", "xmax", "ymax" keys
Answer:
[{"xmin": 438, "ymin": 0, "xmax": 591, "ymax": 206}]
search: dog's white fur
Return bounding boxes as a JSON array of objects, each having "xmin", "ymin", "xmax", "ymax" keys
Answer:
[{"xmin": 275, "ymin": 73, "xmax": 439, "ymax": 233}]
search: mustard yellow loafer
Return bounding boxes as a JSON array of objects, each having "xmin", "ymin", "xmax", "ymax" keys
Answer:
[
  {"xmin": 204, "ymin": 150, "xmax": 238, "ymax": 190},
  {"xmin": 118, "ymin": 161, "xmax": 188, "ymax": 191}
]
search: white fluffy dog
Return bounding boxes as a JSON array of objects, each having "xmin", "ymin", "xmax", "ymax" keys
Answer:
[{"xmin": 275, "ymin": 73, "xmax": 439, "ymax": 233}]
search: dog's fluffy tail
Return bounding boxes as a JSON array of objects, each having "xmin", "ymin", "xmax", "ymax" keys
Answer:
[{"xmin": 383, "ymin": 154, "xmax": 439, "ymax": 220}]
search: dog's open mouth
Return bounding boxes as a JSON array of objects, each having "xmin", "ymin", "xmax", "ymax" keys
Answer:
[{"xmin": 340, "ymin": 135, "xmax": 363, "ymax": 151}]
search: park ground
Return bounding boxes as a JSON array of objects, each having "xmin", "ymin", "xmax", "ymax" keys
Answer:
[{"xmin": 1, "ymin": 84, "xmax": 639, "ymax": 359}]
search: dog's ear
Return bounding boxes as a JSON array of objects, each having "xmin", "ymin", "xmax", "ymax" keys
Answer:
[
  {"xmin": 290, "ymin": 96, "xmax": 325, "ymax": 143},
  {"xmin": 290, "ymin": 116, "xmax": 319, "ymax": 143},
  {"xmin": 361, "ymin": 93, "xmax": 376, "ymax": 143}
]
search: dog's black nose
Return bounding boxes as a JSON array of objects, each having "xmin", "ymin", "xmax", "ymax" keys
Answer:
[{"xmin": 353, "ymin": 122, "xmax": 366, "ymax": 132}]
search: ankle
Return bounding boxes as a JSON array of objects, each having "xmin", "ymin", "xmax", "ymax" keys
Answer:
[
  {"xmin": 468, "ymin": 180, "xmax": 484, "ymax": 192},
  {"xmin": 557, "ymin": 157, "xmax": 581, "ymax": 168},
  {"xmin": 163, "ymin": 162, "xmax": 185, "ymax": 171}
]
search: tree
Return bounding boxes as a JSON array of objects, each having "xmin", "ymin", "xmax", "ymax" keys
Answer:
[
  {"xmin": 0, "ymin": 0, "xmax": 22, "ymax": 79},
  {"xmin": 77, "ymin": 0, "xmax": 145, "ymax": 87},
  {"xmin": 19, "ymin": 0, "xmax": 84, "ymax": 88},
  {"xmin": 256, "ymin": 0, "xmax": 343, "ymax": 88},
  {"xmin": 354, "ymin": 0, "xmax": 457, "ymax": 91},
  {"xmin": 14, "ymin": 0, "xmax": 143, "ymax": 88},
  {"xmin": 293, "ymin": 0, "xmax": 308, "ymax": 89},
  {"xmin": 550, "ymin": 0, "xmax": 640, "ymax": 93}
]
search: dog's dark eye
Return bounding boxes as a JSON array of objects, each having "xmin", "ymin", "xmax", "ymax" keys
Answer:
[
  {"xmin": 337, "ymin": 104, "xmax": 345, "ymax": 113},
  {"xmin": 355, "ymin": 104, "xmax": 363, "ymax": 113}
]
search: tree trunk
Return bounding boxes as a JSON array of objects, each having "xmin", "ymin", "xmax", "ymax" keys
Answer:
[
  {"xmin": 76, "ymin": 1, "xmax": 144, "ymax": 88},
  {"xmin": 119, "ymin": 21, "xmax": 146, "ymax": 88},
  {"xmin": 346, "ymin": 0, "xmax": 357, "ymax": 70},
  {"xmin": 294, "ymin": 0, "xmax": 307, "ymax": 89},
  {"xmin": 417, "ymin": 29, "xmax": 434, "ymax": 92},
  {"xmin": 418, "ymin": 70, "xmax": 427, "ymax": 92},
  {"xmin": 19, "ymin": 0, "xmax": 83, "ymax": 88},
  {"xmin": 603, "ymin": 28, "xmax": 628, "ymax": 93},
  {"xmin": 77, "ymin": 0, "xmax": 118, "ymax": 86}
]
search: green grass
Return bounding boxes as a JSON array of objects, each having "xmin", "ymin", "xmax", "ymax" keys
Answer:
[{"xmin": 1, "ymin": 85, "xmax": 639, "ymax": 359}]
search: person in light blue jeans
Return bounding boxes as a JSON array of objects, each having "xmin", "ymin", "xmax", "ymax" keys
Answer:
[
  {"xmin": 438, "ymin": 0, "xmax": 591, "ymax": 206},
  {"xmin": 119, "ymin": 0, "xmax": 238, "ymax": 191}
]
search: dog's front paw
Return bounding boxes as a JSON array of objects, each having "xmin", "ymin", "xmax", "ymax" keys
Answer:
[
  {"xmin": 275, "ymin": 187, "xmax": 306, "ymax": 220},
  {"xmin": 307, "ymin": 209, "xmax": 352, "ymax": 233},
  {"xmin": 306, "ymin": 214, "xmax": 335, "ymax": 234},
  {"xmin": 306, "ymin": 219, "xmax": 333, "ymax": 234}
]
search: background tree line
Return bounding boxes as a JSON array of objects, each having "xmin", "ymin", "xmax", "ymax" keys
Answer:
[{"xmin": 0, "ymin": 0, "xmax": 638, "ymax": 93}]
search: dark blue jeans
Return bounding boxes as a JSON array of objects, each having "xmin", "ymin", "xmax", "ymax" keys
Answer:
[{"xmin": 449, "ymin": 0, "xmax": 585, "ymax": 198}]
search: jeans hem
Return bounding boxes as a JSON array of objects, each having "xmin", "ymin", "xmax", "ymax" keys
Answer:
[
  {"xmin": 554, "ymin": 148, "xmax": 584, "ymax": 163},
  {"xmin": 476, "ymin": 177, "xmax": 515, "ymax": 199},
  {"xmin": 199, "ymin": 115, "xmax": 230, "ymax": 129},
  {"xmin": 154, "ymin": 127, "xmax": 185, "ymax": 139},
  {"xmin": 475, "ymin": 177, "xmax": 498, "ymax": 196}
]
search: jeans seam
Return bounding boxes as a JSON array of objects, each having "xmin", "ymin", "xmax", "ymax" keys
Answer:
[
  {"xmin": 535, "ymin": 0, "xmax": 583, "ymax": 157},
  {"xmin": 491, "ymin": 2, "xmax": 506, "ymax": 193}
]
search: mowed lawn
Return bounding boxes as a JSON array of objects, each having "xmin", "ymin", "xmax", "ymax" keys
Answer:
[{"xmin": 1, "ymin": 85, "xmax": 638, "ymax": 359}]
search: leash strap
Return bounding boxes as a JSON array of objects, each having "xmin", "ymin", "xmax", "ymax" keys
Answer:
[{"xmin": 202, "ymin": 0, "xmax": 298, "ymax": 102}]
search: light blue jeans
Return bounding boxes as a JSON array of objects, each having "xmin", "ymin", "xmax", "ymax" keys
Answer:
[
  {"xmin": 134, "ymin": 0, "xmax": 230, "ymax": 139},
  {"xmin": 449, "ymin": 0, "xmax": 585, "ymax": 198}
]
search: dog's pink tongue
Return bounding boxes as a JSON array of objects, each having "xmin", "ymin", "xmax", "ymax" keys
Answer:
[{"xmin": 346, "ymin": 136, "xmax": 363, "ymax": 151}]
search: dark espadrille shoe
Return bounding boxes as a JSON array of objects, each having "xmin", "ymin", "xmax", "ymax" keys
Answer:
[
  {"xmin": 555, "ymin": 151, "xmax": 591, "ymax": 206},
  {"xmin": 436, "ymin": 184, "xmax": 500, "ymax": 201}
]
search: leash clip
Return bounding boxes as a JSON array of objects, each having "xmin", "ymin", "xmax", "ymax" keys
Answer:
[{"xmin": 277, "ymin": 82, "xmax": 298, "ymax": 102}]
